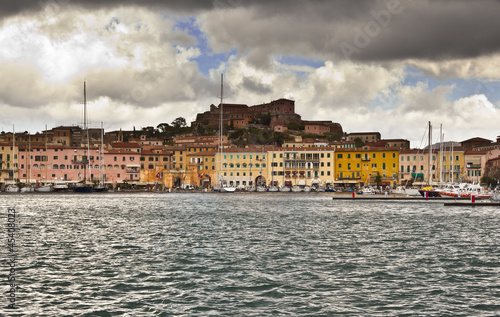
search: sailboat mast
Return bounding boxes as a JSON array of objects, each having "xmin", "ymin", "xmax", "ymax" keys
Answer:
[
  {"xmin": 100, "ymin": 121, "xmax": 103, "ymax": 186},
  {"xmin": 439, "ymin": 125, "xmax": 443, "ymax": 185},
  {"xmin": 27, "ymin": 132, "xmax": 31, "ymax": 186},
  {"xmin": 12, "ymin": 125, "xmax": 15, "ymax": 184},
  {"xmin": 219, "ymin": 74, "xmax": 223, "ymax": 186},
  {"xmin": 428, "ymin": 121, "xmax": 432, "ymax": 186},
  {"xmin": 83, "ymin": 81, "xmax": 90, "ymax": 184},
  {"xmin": 45, "ymin": 124, "xmax": 48, "ymax": 184}
]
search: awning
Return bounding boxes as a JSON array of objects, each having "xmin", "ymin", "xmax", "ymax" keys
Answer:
[
  {"xmin": 310, "ymin": 178, "xmax": 321, "ymax": 184},
  {"xmin": 126, "ymin": 164, "xmax": 141, "ymax": 168},
  {"xmin": 325, "ymin": 179, "xmax": 333, "ymax": 184},
  {"xmin": 334, "ymin": 180, "xmax": 359, "ymax": 184},
  {"xmin": 298, "ymin": 179, "xmax": 306, "ymax": 186}
]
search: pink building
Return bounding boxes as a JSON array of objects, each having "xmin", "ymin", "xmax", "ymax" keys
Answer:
[{"xmin": 17, "ymin": 145, "xmax": 141, "ymax": 185}]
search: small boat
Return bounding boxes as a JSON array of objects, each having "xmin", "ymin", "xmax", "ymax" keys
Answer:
[
  {"xmin": 303, "ymin": 186, "xmax": 311, "ymax": 192},
  {"xmin": 5, "ymin": 184, "xmax": 19, "ymax": 193},
  {"xmin": 291, "ymin": 186, "xmax": 302, "ymax": 192},
  {"xmin": 53, "ymin": 182, "xmax": 69, "ymax": 192},
  {"xmin": 20, "ymin": 185, "xmax": 35, "ymax": 193},
  {"xmin": 268, "ymin": 185, "xmax": 279, "ymax": 192},
  {"xmin": 418, "ymin": 187, "xmax": 441, "ymax": 197},
  {"xmin": 93, "ymin": 186, "xmax": 108, "ymax": 192},
  {"xmin": 218, "ymin": 186, "xmax": 236, "ymax": 193},
  {"xmin": 256, "ymin": 186, "xmax": 267, "ymax": 192},
  {"xmin": 36, "ymin": 184, "xmax": 53, "ymax": 192},
  {"xmin": 361, "ymin": 187, "xmax": 377, "ymax": 195},
  {"xmin": 72, "ymin": 182, "xmax": 93, "ymax": 193},
  {"xmin": 279, "ymin": 186, "xmax": 291, "ymax": 192}
]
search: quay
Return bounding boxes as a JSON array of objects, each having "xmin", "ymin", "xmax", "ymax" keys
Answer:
[
  {"xmin": 332, "ymin": 195, "xmax": 471, "ymax": 201},
  {"xmin": 444, "ymin": 202, "xmax": 500, "ymax": 207}
]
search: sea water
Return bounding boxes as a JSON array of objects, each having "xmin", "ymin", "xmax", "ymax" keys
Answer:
[{"xmin": 1, "ymin": 193, "xmax": 499, "ymax": 316}]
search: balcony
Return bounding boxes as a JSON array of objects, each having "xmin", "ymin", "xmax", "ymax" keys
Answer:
[{"xmin": 361, "ymin": 157, "xmax": 371, "ymax": 162}]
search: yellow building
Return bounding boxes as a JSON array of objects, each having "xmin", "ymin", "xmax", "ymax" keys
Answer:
[
  {"xmin": 0, "ymin": 141, "xmax": 18, "ymax": 185},
  {"xmin": 335, "ymin": 147, "xmax": 399, "ymax": 188},
  {"xmin": 270, "ymin": 147, "xmax": 336, "ymax": 188},
  {"xmin": 187, "ymin": 149, "xmax": 217, "ymax": 189},
  {"xmin": 139, "ymin": 147, "xmax": 173, "ymax": 188},
  {"xmin": 215, "ymin": 147, "xmax": 268, "ymax": 188},
  {"xmin": 166, "ymin": 143, "xmax": 218, "ymax": 188}
]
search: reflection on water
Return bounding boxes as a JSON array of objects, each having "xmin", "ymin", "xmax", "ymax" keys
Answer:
[{"xmin": 1, "ymin": 193, "xmax": 499, "ymax": 316}]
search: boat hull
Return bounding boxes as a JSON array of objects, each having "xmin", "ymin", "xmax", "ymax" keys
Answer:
[
  {"xmin": 418, "ymin": 190, "xmax": 441, "ymax": 197},
  {"xmin": 72, "ymin": 186, "xmax": 93, "ymax": 193}
]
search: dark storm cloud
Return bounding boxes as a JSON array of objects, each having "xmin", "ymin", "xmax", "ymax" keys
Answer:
[
  {"xmin": 241, "ymin": 77, "xmax": 272, "ymax": 95},
  {"xmin": 199, "ymin": 0, "xmax": 500, "ymax": 63},
  {"xmin": 0, "ymin": 0, "xmax": 213, "ymax": 18},
  {"xmin": 3, "ymin": 0, "xmax": 500, "ymax": 62}
]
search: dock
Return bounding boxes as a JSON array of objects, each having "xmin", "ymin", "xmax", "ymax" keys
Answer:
[
  {"xmin": 331, "ymin": 195, "xmax": 471, "ymax": 201},
  {"xmin": 444, "ymin": 202, "xmax": 500, "ymax": 207}
]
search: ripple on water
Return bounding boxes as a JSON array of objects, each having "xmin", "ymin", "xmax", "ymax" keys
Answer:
[{"xmin": 1, "ymin": 193, "xmax": 499, "ymax": 316}]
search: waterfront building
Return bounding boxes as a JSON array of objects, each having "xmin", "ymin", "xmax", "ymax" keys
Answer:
[
  {"xmin": 335, "ymin": 147, "xmax": 399, "ymax": 188},
  {"xmin": 187, "ymin": 149, "xmax": 217, "ymax": 189},
  {"xmin": 139, "ymin": 146, "xmax": 172, "ymax": 188},
  {"xmin": 464, "ymin": 148, "xmax": 500, "ymax": 183},
  {"xmin": 0, "ymin": 141, "xmax": 18, "ymax": 185},
  {"xmin": 215, "ymin": 147, "xmax": 267, "ymax": 188},
  {"xmin": 271, "ymin": 147, "xmax": 336, "ymax": 188},
  {"xmin": 399, "ymin": 149, "xmax": 439, "ymax": 186},
  {"xmin": 16, "ymin": 145, "xmax": 141, "ymax": 186},
  {"xmin": 440, "ymin": 146, "xmax": 465, "ymax": 183}
]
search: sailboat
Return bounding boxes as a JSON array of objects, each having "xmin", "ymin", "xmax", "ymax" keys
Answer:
[
  {"xmin": 5, "ymin": 125, "xmax": 19, "ymax": 193},
  {"xmin": 21, "ymin": 132, "xmax": 35, "ymax": 193},
  {"xmin": 215, "ymin": 74, "xmax": 236, "ymax": 193},
  {"xmin": 73, "ymin": 81, "xmax": 93, "ymax": 193},
  {"xmin": 418, "ymin": 121, "xmax": 441, "ymax": 197}
]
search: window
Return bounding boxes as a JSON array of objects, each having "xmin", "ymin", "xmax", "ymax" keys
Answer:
[{"xmin": 337, "ymin": 154, "xmax": 343, "ymax": 159}]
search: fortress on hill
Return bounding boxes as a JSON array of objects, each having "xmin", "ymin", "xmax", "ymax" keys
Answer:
[{"xmin": 192, "ymin": 98, "xmax": 343, "ymax": 135}]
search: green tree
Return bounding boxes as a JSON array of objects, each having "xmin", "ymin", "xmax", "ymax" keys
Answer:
[
  {"xmin": 374, "ymin": 172, "xmax": 382, "ymax": 187},
  {"xmin": 171, "ymin": 117, "xmax": 187, "ymax": 128},
  {"xmin": 354, "ymin": 137, "xmax": 365, "ymax": 148},
  {"xmin": 156, "ymin": 123, "xmax": 170, "ymax": 133}
]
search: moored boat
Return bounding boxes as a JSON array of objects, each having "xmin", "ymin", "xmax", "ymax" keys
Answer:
[
  {"xmin": 53, "ymin": 182, "xmax": 69, "ymax": 192},
  {"xmin": 419, "ymin": 187, "xmax": 441, "ymax": 197},
  {"xmin": 5, "ymin": 184, "xmax": 19, "ymax": 193},
  {"xmin": 36, "ymin": 184, "xmax": 53, "ymax": 192}
]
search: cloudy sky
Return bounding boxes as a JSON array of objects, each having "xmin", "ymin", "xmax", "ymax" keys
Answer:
[{"xmin": 1, "ymin": 0, "xmax": 500, "ymax": 147}]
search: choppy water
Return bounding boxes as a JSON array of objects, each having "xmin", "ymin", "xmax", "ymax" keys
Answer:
[{"xmin": 1, "ymin": 193, "xmax": 500, "ymax": 316}]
